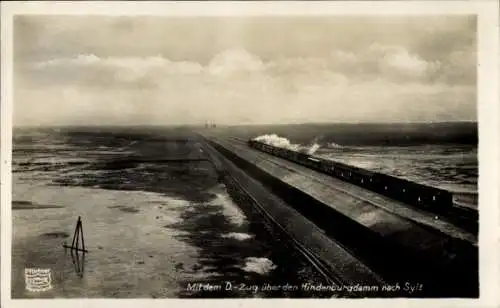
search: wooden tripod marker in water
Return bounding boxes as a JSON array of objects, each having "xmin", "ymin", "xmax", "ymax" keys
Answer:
[{"xmin": 63, "ymin": 216, "xmax": 88, "ymax": 253}]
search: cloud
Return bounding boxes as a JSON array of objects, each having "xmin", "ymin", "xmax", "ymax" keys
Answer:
[
  {"xmin": 207, "ymin": 48, "xmax": 266, "ymax": 76},
  {"xmin": 327, "ymin": 44, "xmax": 443, "ymax": 83},
  {"xmin": 371, "ymin": 44, "xmax": 436, "ymax": 77},
  {"xmin": 27, "ymin": 42, "xmax": 463, "ymax": 86},
  {"xmin": 35, "ymin": 54, "xmax": 100, "ymax": 68},
  {"xmin": 15, "ymin": 44, "xmax": 476, "ymax": 126}
]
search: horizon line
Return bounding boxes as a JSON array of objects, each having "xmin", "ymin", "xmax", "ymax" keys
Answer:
[{"xmin": 12, "ymin": 120, "xmax": 478, "ymax": 129}]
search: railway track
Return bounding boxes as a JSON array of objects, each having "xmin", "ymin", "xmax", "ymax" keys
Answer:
[
  {"xmin": 199, "ymin": 136, "xmax": 387, "ymax": 297},
  {"xmin": 230, "ymin": 173, "xmax": 343, "ymax": 287}
]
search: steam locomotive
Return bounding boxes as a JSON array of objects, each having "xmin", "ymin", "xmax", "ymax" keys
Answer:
[{"xmin": 248, "ymin": 138, "xmax": 454, "ymax": 212}]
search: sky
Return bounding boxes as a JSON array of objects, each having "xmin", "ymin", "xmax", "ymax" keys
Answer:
[{"xmin": 13, "ymin": 15, "xmax": 477, "ymax": 126}]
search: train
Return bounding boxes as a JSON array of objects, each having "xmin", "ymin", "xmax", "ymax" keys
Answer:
[{"xmin": 247, "ymin": 138, "xmax": 454, "ymax": 212}]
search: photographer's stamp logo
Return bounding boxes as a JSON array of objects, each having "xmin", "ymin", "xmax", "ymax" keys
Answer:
[{"xmin": 25, "ymin": 268, "xmax": 52, "ymax": 292}]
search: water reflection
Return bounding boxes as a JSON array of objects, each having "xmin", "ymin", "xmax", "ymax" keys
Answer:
[{"xmin": 66, "ymin": 249, "xmax": 85, "ymax": 278}]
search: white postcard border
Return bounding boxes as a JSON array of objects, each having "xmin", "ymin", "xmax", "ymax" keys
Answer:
[{"xmin": 1, "ymin": 1, "xmax": 499, "ymax": 308}]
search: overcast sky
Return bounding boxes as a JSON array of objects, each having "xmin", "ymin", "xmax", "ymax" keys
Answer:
[{"xmin": 14, "ymin": 15, "xmax": 476, "ymax": 126}]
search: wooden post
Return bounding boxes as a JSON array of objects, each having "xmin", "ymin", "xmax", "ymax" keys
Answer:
[
  {"xmin": 63, "ymin": 216, "xmax": 89, "ymax": 253},
  {"xmin": 70, "ymin": 248, "xmax": 85, "ymax": 277},
  {"xmin": 70, "ymin": 217, "xmax": 79, "ymax": 248},
  {"xmin": 75, "ymin": 217, "xmax": 80, "ymax": 251},
  {"xmin": 80, "ymin": 218, "xmax": 85, "ymax": 252}
]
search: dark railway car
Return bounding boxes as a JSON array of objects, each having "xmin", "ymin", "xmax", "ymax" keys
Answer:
[
  {"xmin": 295, "ymin": 152, "xmax": 310, "ymax": 165},
  {"xmin": 303, "ymin": 156, "xmax": 322, "ymax": 169},
  {"xmin": 346, "ymin": 165, "xmax": 375, "ymax": 188},
  {"xmin": 319, "ymin": 159, "xmax": 333, "ymax": 173},
  {"xmin": 273, "ymin": 146, "xmax": 283, "ymax": 158},
  {"xmin": 369, "ymin": 172, "xmax": 453, "ymax": 212},
  {"xmin": 289, "ymin": 150, "xmax": 301, "ymax": 163},
  {"xmin": 329, "ymin": 161, "xmax": 354, "ymax": 182},
  {"xmin": 282, "ymin": 148, "xmax": 295, "ymax": 160},
  {"xmin": 248, "ymin": 139, "xmax": 454, "ymax": 212}
]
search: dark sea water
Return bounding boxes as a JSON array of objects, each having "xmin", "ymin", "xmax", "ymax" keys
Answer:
[{"xmin": 11, "ymin": 126, "xmax": 326, "ymax": 298}]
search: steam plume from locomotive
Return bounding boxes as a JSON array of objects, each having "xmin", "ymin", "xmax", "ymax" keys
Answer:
[{"xmin": 252, "ymin": 134, "xmax": 321, "ymax": 155}]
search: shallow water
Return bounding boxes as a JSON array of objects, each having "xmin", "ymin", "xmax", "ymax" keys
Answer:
[{"xmin": 12, "ymin": 127, "xmax": 326, "ymax": 298}]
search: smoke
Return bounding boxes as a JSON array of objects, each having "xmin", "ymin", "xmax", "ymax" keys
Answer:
[
  {"xmin": 253, "ymin": 134, "xmax": 300, "ymax": 151},
  {"xmin": 308, "ymin": 143, "xmax": 321, "ymax": 155},
  {"xmin": 253, "ymin": 134, "xmax": 321, "ymax": 155}
]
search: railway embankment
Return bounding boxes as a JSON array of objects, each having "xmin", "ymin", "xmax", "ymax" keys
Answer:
[
  {"xmin": 198, "ymin": 134, "xmax": 478, "ymax": 298},
  {"xmin": 196, "ymin": 135, "xmax": 387, "ymax": 298}
]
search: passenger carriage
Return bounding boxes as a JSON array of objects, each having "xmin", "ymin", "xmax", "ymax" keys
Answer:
[{"xmin": 248, "ymin": 138, "xmax": 453, "ymax": 211}]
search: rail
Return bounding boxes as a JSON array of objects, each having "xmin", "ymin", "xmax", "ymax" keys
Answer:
[{"xmin": 203, "ymin": 138, "xmax": 388, "ymax": 297}]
